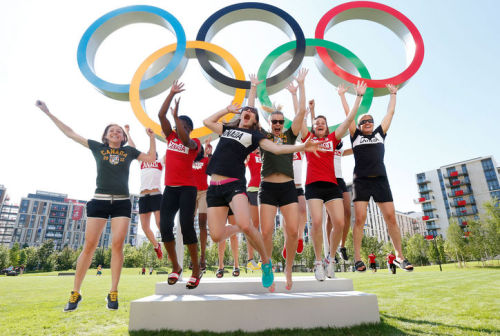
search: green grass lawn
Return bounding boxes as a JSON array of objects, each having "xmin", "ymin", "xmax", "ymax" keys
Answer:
[{"xmin": 1, "ymin": 264, "xmax": 498, "ymax": 335}]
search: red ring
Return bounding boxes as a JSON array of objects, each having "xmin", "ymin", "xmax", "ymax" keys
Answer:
[{"xmin": 315, "ymin": 1, "xmax": 424, "ymax": 88}]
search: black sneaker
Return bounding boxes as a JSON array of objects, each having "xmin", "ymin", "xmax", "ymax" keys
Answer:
[
  {"xmin": 63, "ymin": 291, "xmax": 82, "ymax": 312},
  {"xmin": 106, "ymin": 291, "xmax": 119, "ymax": 310},
  {"xmin": 339, "ymin": 247, "xmax": 349, "ymax": 261}
]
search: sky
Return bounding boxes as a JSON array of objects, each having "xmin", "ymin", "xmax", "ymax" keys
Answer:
[{"xmin": 1, "ymin": 0, "xmax": 499, "ymax": 238}]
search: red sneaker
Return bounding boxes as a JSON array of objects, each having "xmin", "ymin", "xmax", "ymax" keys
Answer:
[
  {"xmin": 282, "ymin": 246, "xmax": 286, "ymax": 259},
  {"xmin": 297, "ymin": 239, "xmax": 304, "ymax": 254},
  {"xmin": 154, "ymin": 243, "xmax": 163, "ymax": 259}
]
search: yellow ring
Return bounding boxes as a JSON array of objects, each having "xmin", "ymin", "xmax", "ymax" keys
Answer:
[{"xmin": 130, "ymin": 41, "xmax": 246, "ymax": 140}]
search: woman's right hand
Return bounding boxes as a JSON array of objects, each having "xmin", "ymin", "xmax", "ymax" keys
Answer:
[
  {"xmin": 170, "ymin": 80, "xmax": 185, "ymax": 95},
  {"xmin": 35, "ymin": 100, "xmax": 49, "ymax": 113}
]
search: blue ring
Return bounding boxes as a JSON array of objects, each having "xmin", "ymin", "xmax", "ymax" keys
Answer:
[
  {"xmin": 77, "ymin": 5, "xmax": 186, "ymax": 100},
  {"xmin": 195, "ymin": 2, "xmax": 306, "ymax": 90}
]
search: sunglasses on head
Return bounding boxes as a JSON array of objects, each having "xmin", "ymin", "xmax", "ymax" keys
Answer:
[
  {"xmin": 271, "ymin": 119, "xmax": 285, "ymax": 125},
  {"xmin": 241, "ymin": 106, "xmax": 257, "ymax": 113},
  {"xmin": 358, "ymin": 119, "xmax": 374, "ymax": 126}
]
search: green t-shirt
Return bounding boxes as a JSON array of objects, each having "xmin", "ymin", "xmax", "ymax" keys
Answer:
[
  {"xmin": 260, "ymin": 127, "xmax": 297, "ymax": 179},
  {"xmin": 88, "ymin": 140, "xmax": 141, "ymax": 195}
]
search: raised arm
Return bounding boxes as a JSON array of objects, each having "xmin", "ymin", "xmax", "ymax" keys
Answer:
[
  {"xmin": 291, "ymin": 68, "xmax": 308, "ymax": 136},
  {"xmin": 204, "ymin": 138, "xmax": 213, "ymax": 157},
  {"xmin": 259, "ymin": 136, "xmax": 324, "ymax": 157},
  {"xmin": 203, "ymin": 103, "xmax": 241, "ymax": 135},
  {"xmin": 170, "ymin": 97, "xmax": 197, "ymax": 150},
  {"xmin": 158, "ymin": 80, "xmax": 185, "ymax": 138},
  {"xmin": 124, "ymin": 125, "xmax": 136, "ymax": 148},
  {"xmin": 286, "ymin": 82, "xmax": 299, "ymax": 114},
  {"xmin": 337, "ymin": 84, "xmax": 356, "ymax": 136},
  {"xmin": 247, "ymin": 74, "xmax": 263, "ymax": 108},
  {"xmin": 137, "ymin": 128, "xmax": 157, "ymax": 162},
  {"xmin": 35, "ymin": 100, "xmax": 88, "ymax": 148},
  {"xmin": 335, "ymin": 81, "xmax": 367, "ymax": 140},
  {"xmin": 381, "ymin": 84, "xmax": 398, "ymax": 134}
]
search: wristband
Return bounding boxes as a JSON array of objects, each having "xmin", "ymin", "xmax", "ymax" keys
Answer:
[
  {"xmin": 391, "ymin": 93, "xmax": 397, "ymax": 95},
  {"xmin": 357, "ymin": 94, "xmax": 364, "ymax": 97}
]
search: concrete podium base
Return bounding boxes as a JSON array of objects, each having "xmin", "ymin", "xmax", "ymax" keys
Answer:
[{"xmin": 129, "ymin": 276, "xmax": 379, "ymax": 332}]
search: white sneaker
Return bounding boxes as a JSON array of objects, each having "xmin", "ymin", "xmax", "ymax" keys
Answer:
[
  {"xmin": 326, "ymin": 256, "xmax": 335, "ymax": 279},
  {"xmin": 314, "ymin": 260, "xmax": 326, "ymax": 281}
]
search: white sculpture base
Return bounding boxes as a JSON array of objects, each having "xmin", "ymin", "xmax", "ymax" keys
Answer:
[{"xmin": 129, "ymin": 276, "xmax": 379, "ymax": 332}]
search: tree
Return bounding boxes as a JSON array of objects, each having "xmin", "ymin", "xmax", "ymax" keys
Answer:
[
  {"xmin": 37, "ymin": 240, "xmax": 56, "ymax": 272},
  {"xmin": 9, "ymin": 242, "xmax": 20, "ymax": 266},
  {"xmin": 92, "ymin": 247, "xmax": 107, "ymax": 268},
  {"xmin": 271, "ymin": 228, "xmax": 285, "ymax": 267},
  {"xmin": 123, "ymin": 244, "xmax": 142, "ymax": 268},
  {"xmin": 404, "ymin": 234, "xmax": 429, "ymax": 266},
  {"xmin": 445, "ymin": 221, "xmax": 468, "ymax": 267},
  {"xmin": 302, "ymin": 242, "xmax": 315, "ymax": 270},
  {"xmin": 56, "ymin": 247, "xmax": 76, "ymax": 271},
  {"xmin": 24, "ymin": 247, "xmax": 38, "ymax": 272},
  {"xmin": 0, "ymin": 245, "xmax": 9, "ymax": 270},
  {"xmin": 481, "ymin": 199, "xmax": 500, "ymax": 260},
  {"xmin": 19, "ymin": 249, "xmax": 27, "ymax": 267},
  {"xmin": 360, "ymin": 236, "xmax": 383, "ymax": 265}
]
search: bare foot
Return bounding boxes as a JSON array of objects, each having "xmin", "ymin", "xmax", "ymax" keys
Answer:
[
  {"xmin": 268, "ymin": 282, "xmax": 276, "ymax": 293},
  {"xmin": 285, "ymin": 268, "xmax": 293, "ymax": 290}
]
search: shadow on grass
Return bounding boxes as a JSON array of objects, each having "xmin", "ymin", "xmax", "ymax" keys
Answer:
[
  {"xmin": 381, "ymin": 313, "xmax": 499, "ymax": 335},
  {"xmin": 129, "ymin": 321, "xmax": 406, "ymax": 336}
]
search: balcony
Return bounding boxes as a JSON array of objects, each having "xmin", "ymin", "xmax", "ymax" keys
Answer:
[
  {"xmin": 446, "ymin": 178, "xmax": 471, "ymax": 188},
  {"xmin": 414, "ymin": 196, "xmax": 433, "ymax": 204},
  {"xmin": 448, "ymin": 189, "xmax": 472, "ymax": 198},
  {"xmin": 422, "ymin": 215, "xmax": 439, "ymax": 221},
  {"xmin": 426, "ymin": 225, "xmax": 440, "ymax": 230},
  {"xmin": 444, "ymin": 171, "xmax": 468, "ymax": 179},
  {"xmin": 417, "ymin": 179, "xmax": 430, "ymax": 185},
  {"xmin": 452, "ymin": 209, "xmax": 478, "ymax": 217}
]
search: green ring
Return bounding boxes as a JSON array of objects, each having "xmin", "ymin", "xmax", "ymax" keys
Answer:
[{"xmin": 257, "ymin": 38, "xmax": 373, "ymax": 132}]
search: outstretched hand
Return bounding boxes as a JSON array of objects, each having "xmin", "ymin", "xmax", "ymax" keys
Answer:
[
  {"xmin": 146, "ymin": 128, "xmax": 154, "ymax": 138},
  {"xmin": 170, "ymin": 97, "xmax": 181, "ymax": 118},
  {"xmin": 308, "ymin": 99, "xmax": 315, "ymax": 111},
  {"xmin": 337, "ymin": 83, "xmax": 348, "ymax": 96},
  {"xmin": 226, "ymin": 103, "xmax": 241, "ymax": 114},
  {"xmin": 355, "ymin": 81, "xmax": 367, "ymax": 96},
  {"xmin": 170, "ymin": 80, "xmax": 185, "ymax": 95},
  {"xmin": 249, "ymin": 73, "xmax": 263, "ymax": 86},
  {"xmin": 303, "ymin": 137, "xmax": 326, "ymax": 157},
  {"xmin": 35, "ymin": 100, "xmax": 49, "ymax": 113},
  {"xmin": 295, "ymin": 68, "xmax": 309, "ymax": 83},
  {"xmin": 386, "ymin": 84, "xmax": 398, "ymax": 95},
  {"xmin": 286, "ymin": 82, "xmax": 298, "ymax": 94},
  {"xmin": 124, "ymin": 124, "xmax": 130, "ymax": 133}
]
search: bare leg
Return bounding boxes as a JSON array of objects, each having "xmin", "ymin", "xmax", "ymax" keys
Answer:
[
  {"xmin": 260, "ymin": 204, "xmax": 278, "ymax": 258},
  {"xmin": 140, "ymin": 212, "xmax": 159, "ymax": 247},
  {"xmin": 353, "ymin": 201, "xmax": 369, "ymax": 265},
  {"xmin": 72, "ymin": 218, "xmax": 106, "ymax": 292},
  {"xmin": 110, "ymin": 217, "xmax": 130, "ymax": 292},
  {"xmin": 281, "ymin": 202, "xmax": 299, "ymax": 290},
  {"xmin": 341, "ymin": 192, "xmax": 351, "ymax": 247},
  {"xmin": 297, "ymin": 195, "xmax": 307, "ymax": 241},
  {"xmin": 247, "ymin": 204, "xmax": 260, "ymax": 260},
  {"xmin": 218, "ymin": 240, "xmax": 226, "ymax": 270},
  {"xmin": 324, "ymin": 200, "xmax": 344, "ymax": 259},
  {"xmin": 307, "ymin": 199, "xmax": 325, "ymax": 261}
]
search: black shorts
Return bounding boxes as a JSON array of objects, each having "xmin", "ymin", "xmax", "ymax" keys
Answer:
[
  {"xmin": 370, "ymin": 262, "xmax": 376, "ymax": 270},
  {"xmin": 207, "ymin": 180, "xmax": 247, "ymax": 208},
  {"xmin": 247, "ymin": 191, "xmax": 259, "ymax": 206},
  {"xmin": 296, "ymin": 187, "xmax": 304, "ymax": 197},
  {"xmin": 352, "ymin": 176, "xmax": 393, "ymax": 202},
  {"xmin": 305, "ymin": 181, "xmax": 343, "ymax": 203},
  {"xmin": 139, "ymin": 193, "xmax": 162, "ymax": 214},
  {"xmin": 86, "ymin": 199, "xmax": 131, "ymax": 219},
  {"xmin": 336, "ymin": 178, "xmax": 348, "ymax": 193},
  {"xmin": 259, "ymin": 181, "xmax": 298, "ymax": 207}
]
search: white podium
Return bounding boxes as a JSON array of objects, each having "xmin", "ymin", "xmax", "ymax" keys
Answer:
[{"xmin": 129, "ymin": 276, "xmax": 380, "ymax": 332}]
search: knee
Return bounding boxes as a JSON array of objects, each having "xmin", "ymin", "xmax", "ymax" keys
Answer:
[
  {"xmin": 111, "ymin": 241, "xmax": 124, "ymax": 253},
  {"xmin": 141, "ymin": 221, "xmax": 150, "ymax": 231},
  {"xmin": 210, "ymin": 231, "xmax": 222, "ymax": 243}
]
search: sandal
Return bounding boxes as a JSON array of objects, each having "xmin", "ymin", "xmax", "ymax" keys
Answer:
[
  {"xmin": 232, "ymin": 267, "xmax": 240, "ymax": 277},
  {"xmin": 354, "ymin": 260, "xmax": 366, "ymax": 272},
  {"xmin": 186, "ymin": 272, "xmax": 203, "ymax": 290},
  {"xmin": 216, "ymin": 268, "xmax": 224, "ymax": 278},
  {"xmin": 394, "ymin": 259, "xmax": 414, "ymax": 272},
  {"xmin": 200, "ymin": 260, "xmax": 206, "ymax": 272},
  {"xmin": 167, "ymin": 268, "xmax": 182, "ymax": 285}
]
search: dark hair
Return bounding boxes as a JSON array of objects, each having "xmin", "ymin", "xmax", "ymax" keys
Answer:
[
  {"xmin": 194, "ymin": 143, "xmax": 205, "ymax": 162},
  {"xmin": 312, "ymin": 115, "xmax": 329, "ymax": 137},
  {"xmin": 178, "ymin": 115, "xmax": 194, "ymax": 131},
  {"xmin": 101, "ymin": 124, "xmax": 127, "ymax": 147},
  {"xmin": 224, "ymin": 106, "xmax": 260, "ymax": 130}
]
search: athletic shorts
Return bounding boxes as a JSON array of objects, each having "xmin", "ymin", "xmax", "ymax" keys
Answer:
[
  {"xmin": 296, "ymin": 187, "xmax": 304, "ymax": 197},
  {"xmin": 259, "ymin": 180, "xmax": 298, "ymax": 207},
  {"xmin": 195, "ymin": 189, "xmax": 208, "ymax": 214},
  {"xmin": 336, "ymin": 178, "xmax": 348, "ymax": 193},
  {"xmin": 305, "ymin": 181, "xmax": 343, "ymax": 203},
  {"xmin": 370, "ymin": 262, "xmax": 376, "ymax": 270},
  {"xmin": 207, "ymin": 180, "xmax": 247, "ymax": 208},
  {"xmin": 86, "ymin": 199, "xmax": 131, "ymax": 219},
  {"xmin": 352, "ymin": 176, "xmax": 393, "ymax": 202},
  {"xmin": 139, "ymin": 193, "xmax": 162, "ymax": 214},
  {"xmin": 247, "ymin": 191, "xmax": 259, "ymax": 207}
]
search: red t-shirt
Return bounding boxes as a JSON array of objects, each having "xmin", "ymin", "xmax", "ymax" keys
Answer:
[
  {"xmin": 164, "ymin": 132, "xmax": 200, "ymax": 186},
  {"xmin": 368, "ymin": 254, "xmax": 376, "ymax": 263},
  {"xmin": 303, "ymin": 131, "xmax": 340, "ymax": 185},
  {"xmin": 192, "ymin": 157, "xmax": 210, "ymax": 191},
  {"xmin": 387, "ymin": 254, "xmax": 396, "ymax": 264},
  {"xmin": 247, "ymin": 152, "xmax": 262, "ymax": 188}
]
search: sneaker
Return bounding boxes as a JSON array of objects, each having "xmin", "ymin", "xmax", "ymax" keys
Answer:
[
  {"xmin": 339, "ymin": 247, "xmax": 348, "ymax": 261},
  {"xmin": 63, "ymin": 291, "xmax": 82, "ymax": 312},
  {"xmin": 326, "ymin": 256, "xmax": 336, "ymax": 279},
  {"xmin": 297, "ymin": 238, "xmax": 304, "ymax": 254},
  {"xmin": 282, "ymin": 246, "xmax": 286, "ymax": 259},
  {"xmin": 261, "ymin": 261, "xmax": 274, "ymax": 288},
  {"xmin": 247, "ymin": 259, "xmax": 261, "ymax": 271},
  {"xmin": 314, "ymin": 260, "xmax": 326, "ymax": 281},
  {"xmin": 154, "ymin": 243, "xmax": 163, "ymax": 259},
  {"xmin": 106, "ymin": 291, "xmax": 119, "ymax": 310}
]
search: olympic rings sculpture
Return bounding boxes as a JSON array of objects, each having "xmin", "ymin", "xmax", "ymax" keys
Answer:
[{"xmin": 77, "ymin": 1, "xmax": 424, "ymax": 141}]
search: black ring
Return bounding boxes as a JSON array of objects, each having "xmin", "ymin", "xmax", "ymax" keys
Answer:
[{"xmin": 196, "ymin": 2, "xmax": 306, "ymax": 90}]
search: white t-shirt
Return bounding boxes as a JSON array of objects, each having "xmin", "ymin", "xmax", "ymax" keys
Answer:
[
  {"xmin": 293, "ymin": 151, "xmax": 304, "ymax": 187},
  {"xmin": 334, "ymin": 147, "xmax": 344, "ymax": 179},
  {"xmin": 140, "ymin": 160, "xmax": 163, "ymax": 192}
]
